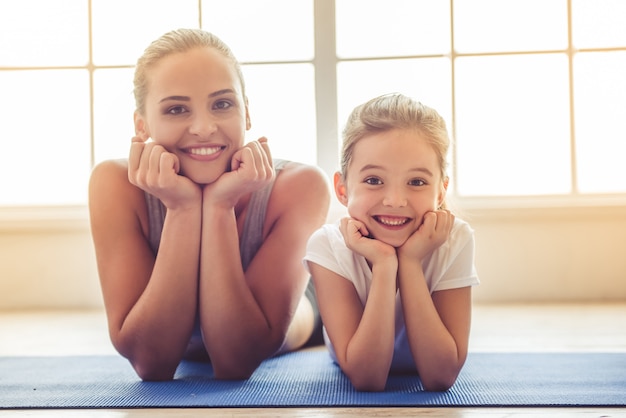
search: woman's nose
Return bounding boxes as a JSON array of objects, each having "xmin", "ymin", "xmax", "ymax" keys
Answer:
[{"xmin": 189, "ymin": 112, "xmax": 218, "ymax": 138}]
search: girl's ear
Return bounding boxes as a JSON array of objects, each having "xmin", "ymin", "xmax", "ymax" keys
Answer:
[
  {"xmin": 333, "ymin": 171, "xmax": 349, "ymax": 207},
  {"xmin": 133, "ymin": 112, "xmax": 150, "ymax": 140},
  {"xmin": 437, "ymin": 176, "xmax": 450, "ymax": 209}
]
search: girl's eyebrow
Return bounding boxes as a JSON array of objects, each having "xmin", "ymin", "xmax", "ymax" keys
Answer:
[
  {"xmin": 360, "ymin": 164, "xmax": 434, "ymax": 177},
  {"xmin": 158, "ymin": 89, "xmax": 236, "ymax": 104},
  {"xmin": 410, "ymin": 167, "xmax": 434, "ymax": 177}
]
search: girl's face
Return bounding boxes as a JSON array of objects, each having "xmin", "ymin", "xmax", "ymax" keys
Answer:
[
  {"xmin": 335, "ymin": 128, "xmax": 447, "ymax": 248},
  {"xmin": 134, "ymin": 47, "xmax": 250, "ymax": 184}
]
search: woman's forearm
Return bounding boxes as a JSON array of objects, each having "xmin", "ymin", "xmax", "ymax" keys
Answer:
[{"xmin": 114, "ymin": 205, "xmax": 202, "ymax": 380}]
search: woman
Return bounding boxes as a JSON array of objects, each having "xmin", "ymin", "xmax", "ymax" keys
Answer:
[{"xmin": 89, "ymin": 28, "xmax": 330, "ymax": 381}]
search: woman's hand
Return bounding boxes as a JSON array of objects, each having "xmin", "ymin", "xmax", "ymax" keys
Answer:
[
  {"xmin": 203, "ymin": 137, "xmax": 275, "ymax": 208},
  {"xmin": 398, "ymin": 209, "xmax": 455, "ymax": 262},
  {"xmin": 339, "ymin": 217, "xmax": 397, "ymax": 267},
  {"xmin": 128, "ymin": 136, "xmax": 201, "ymax": 210}
]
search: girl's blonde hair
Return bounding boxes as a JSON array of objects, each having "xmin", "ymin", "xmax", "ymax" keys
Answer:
[
  {"xmin": 340, "ymin": 93, "xmax": 451, "ymax": 207},
  {"xmin": 133, "ymin": 28, "xmax": 246, "ymax": 115}
]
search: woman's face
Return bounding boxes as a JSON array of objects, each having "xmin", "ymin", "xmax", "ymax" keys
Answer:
[
  {"xmin": 135, "ymin": 46, "xmax": 250, "ymax": 184},
  {"xmin": 335, "ymin": 128, "xmax": 446, "ymax": 248}
]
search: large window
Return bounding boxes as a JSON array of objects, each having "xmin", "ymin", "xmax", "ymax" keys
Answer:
[{"xmin": 1, "ymin": 0, "xmax": 625, "ymax": 207}]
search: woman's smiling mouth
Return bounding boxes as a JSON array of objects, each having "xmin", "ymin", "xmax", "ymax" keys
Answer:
[{"xmin": 187, "ymin": 146, "xmax": 223, "ymax": 156}]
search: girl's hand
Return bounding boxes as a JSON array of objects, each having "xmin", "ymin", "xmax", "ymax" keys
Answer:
[
  {"xmin": 128, "ymin": 136, "xmax": 201, "ymax": 209},
  {"xmin": 398, "ymin": 209, "xmax": 455, "ymax": 262},
  {"xmin": 203, "ymin": 137, "xmax": 274, "ymax": 208},
  {"xmin": 339, "ymin": 217, "xmax": 396, "ymax": 267}
]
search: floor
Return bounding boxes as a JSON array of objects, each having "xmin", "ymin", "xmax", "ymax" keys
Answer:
[{"xmin": 1, "ymin": 302, "xmax": 625, "ymax": 417}]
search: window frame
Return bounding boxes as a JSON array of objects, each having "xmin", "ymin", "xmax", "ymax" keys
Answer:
[{"xmin": 1, "ymin": 0, "xmax": 625, "ymax": 230}]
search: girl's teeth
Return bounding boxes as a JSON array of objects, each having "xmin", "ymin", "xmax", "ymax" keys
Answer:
[{"xmin": 378, "ymin": 217, "xmax": 408, "ymax": 226}]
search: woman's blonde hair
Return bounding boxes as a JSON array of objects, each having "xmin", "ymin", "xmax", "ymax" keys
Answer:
[
  {"xmin": 133, "ymin": 28, "xmax": 246, "ymax": 115},
  {"xmin": 340, "ymin": 93, "xmax": 451, "ymax": 208}
]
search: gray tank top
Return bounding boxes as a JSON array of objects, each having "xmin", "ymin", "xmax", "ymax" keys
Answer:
[{"xmin": 144, "ymin": 159, "xmax": 288, "ymax": 270}]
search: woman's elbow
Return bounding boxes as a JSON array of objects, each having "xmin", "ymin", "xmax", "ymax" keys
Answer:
[
  {"xmin": 131, "ymin": 358, "xmax": 177, "ymax": 381},
  {"xmin": 114, "ymin": 341, "xmax": 178, "ymax": 381},
  {"xmin": 212, "ymin": 363, "xmax": 256, "ymax": 380}
]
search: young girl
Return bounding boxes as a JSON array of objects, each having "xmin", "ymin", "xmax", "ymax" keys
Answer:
[
  {"xmin": 304, "ymin": 93, "xmax": 479, "ymax": 392},
  {"xmin": 89, "ymin": 29, "xmax": 329, "ymax": 381}
]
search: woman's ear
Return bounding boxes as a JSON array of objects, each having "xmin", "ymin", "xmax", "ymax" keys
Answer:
[
  {"xmin": 244, "ymin": 98, "xmax": 251, "ymax": 130},
  {"xmin": 133, "ymin": 112, "xmax": 150, "ymax": 140},
  {"xmin": 333, "ymin": 171, "xmax": 349, "ymax": 207}
]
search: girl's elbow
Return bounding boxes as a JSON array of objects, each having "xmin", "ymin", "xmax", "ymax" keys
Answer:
[
  {"xmin": 347, "ymin": 371, "xmax": 388, "ymax": 392},
  {"xmin": 421, "ymin": 372, "xmax": 459, "ymax": 392},
  {"xmin": 352, "ymin": 379, "xmax": 387, "ymax": 392}
]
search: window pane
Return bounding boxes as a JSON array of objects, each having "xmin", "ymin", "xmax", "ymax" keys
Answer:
[
  {"xmin": 243, "ymin": 64, "xmax": 317, "ymax": 165},
  {"xmin": 336, "ymin": 0, "xmax": 450, "ymax": 58},
  {"xmin": 337, "ymin": 58, "xmax": 452, "ymax": 139},
  {"xmin": 0, "ymin": 0, "xmax": 88, "ymax": 66},
  {"xmin": 572, "ymin": 0, "xmax": 626, "ymax": 48},
  {"xmin": 202, "ymin": 0, "xmax": 314, "ymax": 62},
  {"xmin": 455, "ymin": 54, "xmax": 571, "ymax": 196},
  {"xmin": 0, "ymin": 70, "xmax": 91, "ymax": 205},
  {"xmin": 454, "ymin": 0, "xmax": 567, "ymax": 53},
  {"xmin": 91, "ymin": 0, "xmax": 199, "ymax": 66},
  {"xmin": 93, "ymin": 68, "xmax": 136, "ymax": 164},
  {"xmin": 574, "ymin": 51, "xmax": 626, "ymax": 193}
]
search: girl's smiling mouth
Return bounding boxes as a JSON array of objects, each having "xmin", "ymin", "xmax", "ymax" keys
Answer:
[{"xmin": 374, "ymin": 215, "xmax": 411, "ymax": 227}]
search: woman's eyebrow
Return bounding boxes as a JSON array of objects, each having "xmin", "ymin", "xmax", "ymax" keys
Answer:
[
  {"xmin": 159, "ymin": 95, "xmax": 190, "ymax": 103},
  {"xmin": 209, "ymin": 88, "xmax": 236, "ymax": 97},
  {"xmin": 159, "ymin": 89, "xmax": 236, "ymax": 103}
]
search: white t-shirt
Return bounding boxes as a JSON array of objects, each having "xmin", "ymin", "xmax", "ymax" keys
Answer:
[{"xmin": 303, "ymin": 217, "xmax": 480, "ymax": 371}]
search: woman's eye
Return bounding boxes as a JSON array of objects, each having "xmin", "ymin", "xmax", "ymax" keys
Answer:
[
  {"xmin": 166, "ymin": 106, "xmax": 187, "ymax": 115},
  {"xmin": 409, "ymin": 178, "xmax": 426, "ymax": 186},
  {"xmin": 364, "ymin": 177, "xmax": 382, "ymax": 185},
  {"xmin": 214, "ymin": 100, "xmax": 233, "ymax": 110}
]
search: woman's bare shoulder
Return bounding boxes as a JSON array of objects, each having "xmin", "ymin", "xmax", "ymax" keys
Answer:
[
  {"xmin": 89, "ymin": 159, "xmax": 148, "ymax": 233},
  {"xmin": 89, "ymin": 159, "xmax": 141, "ymax": 200},
  {"xmin": 270, "ymin": 161, "xmax": 331, "ymax": 220}
]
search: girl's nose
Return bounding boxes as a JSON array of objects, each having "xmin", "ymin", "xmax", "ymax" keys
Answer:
[
  {"xmin": 189, "ymin": 112, "xmax": 218, "ymax": 138},
  {"xmin": 382, "ymin": 187, "xmax": 407, "ymax": 207}
]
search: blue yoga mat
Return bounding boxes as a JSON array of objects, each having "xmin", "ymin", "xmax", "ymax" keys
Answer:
[{"xmin": 1, "ymin": 351, "xmax": 625, "ymax": 408}]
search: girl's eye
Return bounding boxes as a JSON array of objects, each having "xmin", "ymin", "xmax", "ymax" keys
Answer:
[
  {"xmin": 166, "ymin": 106, "xmax": 187, "ymax": 115},
  {"xmin": 409, "ymin": 178, "xmax": 426, "ymax": 186},
  {"xmin": 364, "ymin": 177, "xmax": 382, "ymax": 185}
]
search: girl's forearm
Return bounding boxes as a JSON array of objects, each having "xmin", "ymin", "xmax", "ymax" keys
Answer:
[
  {"xmin": 341, "ymin": 263, "xmax": 396, "ymax": 391},
  {"xmin": 397, "ymin": 258, "xmax": 465, "ymax": 391}
]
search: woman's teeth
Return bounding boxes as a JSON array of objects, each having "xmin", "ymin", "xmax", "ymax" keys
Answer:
[{"xmin": 189, "ymin": 146, "xmax": 221, "ymax": 156}]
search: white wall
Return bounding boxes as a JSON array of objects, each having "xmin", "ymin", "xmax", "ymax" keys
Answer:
[{"xmin": 0, "ymin": 203, "xmax": 625, "ymax": 309}]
